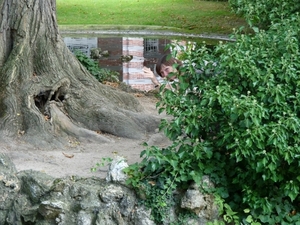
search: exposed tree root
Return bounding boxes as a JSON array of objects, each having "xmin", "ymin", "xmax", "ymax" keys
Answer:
[{"xmin": 49, "ymin": 102, "xmax": 112, "ymax": 143}]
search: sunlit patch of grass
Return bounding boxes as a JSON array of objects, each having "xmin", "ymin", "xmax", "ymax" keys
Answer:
[{"xmin": 56, "ymin": 0, "xmax": 247, "ymax": 34}]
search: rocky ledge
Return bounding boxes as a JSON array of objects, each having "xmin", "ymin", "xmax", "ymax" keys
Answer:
[{"xmin": 0, "ymin": 153, "xmax": 220, "ymax": 225}]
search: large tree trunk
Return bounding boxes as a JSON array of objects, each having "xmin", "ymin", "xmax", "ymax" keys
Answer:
[{"xmin": 0, "ymin": 0, "xmax": 160, "ymax": 147}]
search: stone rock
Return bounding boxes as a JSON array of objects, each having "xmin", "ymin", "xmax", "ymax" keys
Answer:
[
  {"xmin": 120, "ymin": 55, "xmax": 133, "ymax": 62},
  {"xmin": 181, "ymin": 180, "xmax": 219, "ymax": 224},
  {"xmin": 181, "ymin": 187, "xmax": 206, "ymax": 212},
  {"xmin": 100, "ymin": 184, "xmax": 125, "ymax": 203},
  {"xmin": 0, "ymin": 153, "xmax": 222, "ymax": 225},
  {"xmin": 90, "ymin": 48, "xmax": 110, "ymax": 59},
  {"xmin": 106, "ymin": 155, "xmax": 128, "ymax": 183},
  {"xmin": 0, "ymin": 153, "xmax": 21, "ymax": 224},
  {"xmin": 134, "ymin": 205, "xmax": 156, "ymax": 225},
  {"xmin": 77, "ymin": 210, "xmax": 93, "ymax": 225},
  {"xmin": 38, "ymin": 200, "xmax": 65, "ymax": 219},
  {"xmin": 18, "ymin": 170, "xmax": 55, "ymax": 203}
]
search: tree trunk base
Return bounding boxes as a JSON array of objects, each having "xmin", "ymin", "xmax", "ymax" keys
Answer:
[{"xmin": 0, "ymin": 0, "xmax": 162, "ymax": 148}]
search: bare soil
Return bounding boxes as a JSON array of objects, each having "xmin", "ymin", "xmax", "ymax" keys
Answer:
[{"xmin": 1, "ymin": 92, "xmax": 172, "ymax": 179}]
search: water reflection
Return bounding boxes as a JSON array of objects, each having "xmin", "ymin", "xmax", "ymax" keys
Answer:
[{"xmin": 64, "ymin": 36, "xmax": 186, "ymax": 91}]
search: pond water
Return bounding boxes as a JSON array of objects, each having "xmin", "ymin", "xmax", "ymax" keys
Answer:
[{"xmin": 62, "ymin": 34, "xmax": 222, "ymax": 91}]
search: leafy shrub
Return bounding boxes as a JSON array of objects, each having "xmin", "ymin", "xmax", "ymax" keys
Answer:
[
  {"xmin": 74, "ymin": 50, "xmax": 119, "ymax": 83},
  {"xmin": 229, "ymin": 0, "xmax": 300, "ymax": 28},
  {"xmin": 125, "ymin": 14, "xmax": 300, "ymax": 224}
]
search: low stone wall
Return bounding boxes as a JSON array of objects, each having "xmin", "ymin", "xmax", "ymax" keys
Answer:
[{"xmin": 0, "ymin": 153, "xmax": 220, "ymax": 225}]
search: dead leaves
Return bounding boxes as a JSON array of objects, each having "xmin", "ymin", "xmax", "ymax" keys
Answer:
[
  {"xmin": 62, "ymin": 152, "xmax": 74, "ymax": 158},
  {"xmin": 103, "ymin": 81, "xmax": 119, "ymax": 88},
  {"xmin": 17, "ymin": 130, "xmax": 25, "ymax": 136},
  {"xmin": 134, "ymin": 93, "xmax": 145, "ymax": 97}
]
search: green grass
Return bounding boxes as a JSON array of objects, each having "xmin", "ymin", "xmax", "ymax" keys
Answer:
[{"xmin": 56, "ymin": 0, "xmax": 247, "ymax": 35}]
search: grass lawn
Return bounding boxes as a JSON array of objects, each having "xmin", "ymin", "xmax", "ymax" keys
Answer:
[{"xmin": 56, "ymin": 0, "xmax": 247, "ymax": 35}]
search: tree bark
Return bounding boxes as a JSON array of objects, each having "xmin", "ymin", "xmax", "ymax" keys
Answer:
[{"xmin": 0, "ymin": 0, "xmax": 160, "ymax": 147}]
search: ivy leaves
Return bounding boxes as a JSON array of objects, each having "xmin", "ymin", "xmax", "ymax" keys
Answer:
[{"xmin": 125, "ymin": 14, "xmax": 300, "ymax": 225}]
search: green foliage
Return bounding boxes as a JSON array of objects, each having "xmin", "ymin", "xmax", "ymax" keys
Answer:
[
  {"xmin": 91, "ymin": 157, "xmax": 113, "ymax": 172},
  {"xmin": 125, "ymin": 153, "xmax": 196, "ymax": 224},
  {"xmin": 74, "ymin": 50, "xmax": 119, "ymax": 83},
  {"xmin": 191, "ymin": 15, "xmax": 299, "ymax": 223},
  {"xmin": 125, "ymin": 14, "xmax": 300, "ymax": 224},
  {"xmin": 123, "ymin": 144, "xmax": 180, "ymax": 223},
  {"xmin": 138, "ymin": 180, "xmax": 174, "ymax": 223},
  {"xmin": 207, "ymin": 196, "xmax": 240, "ymax": 225},
  {"xmin": 229, "ymin": 0, "xmax": 300, "ymax": 28}
]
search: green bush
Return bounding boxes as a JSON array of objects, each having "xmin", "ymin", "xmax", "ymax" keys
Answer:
[
  {"xmin": 125, "ymin": 14, "xmax": 300, "ymax": 224},
  {"xmin": 229, "ymin": 0, "xmax": 300, "ymax": 28},
  {"xmin": 74, "ymin": 50, "xmax": 119, "ymax": 83}
]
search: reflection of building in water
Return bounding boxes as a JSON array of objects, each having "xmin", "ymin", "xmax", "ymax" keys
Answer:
[
  {"xmin": 97, "ymin": 38, "xmax": 123, "ymax": 79},
  {"xmin": 122, "ymin": 38, "xmax": 173, "ymax": 91},
  {"xmin": 64, "ymin": 36, "xmax": 174, "ymax": 91},
  {"xmin": 64, "ymin": 37, "xmax": 97, "ymax": 57},
  {"xmin": 122, "ymin": 37, "xmax": 150, "ymax": 91},
  {"xmin": 144, "ymin": 38, "xmax": 170, "ymax": 73},
  {"xmin": 145, "ymin": 39, "xmax": 159, "ymax": 53}
]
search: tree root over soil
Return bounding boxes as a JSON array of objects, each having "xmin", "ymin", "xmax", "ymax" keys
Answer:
[{"xmin": 49, "ymin": 102, "xmax": 112, "ymax": 143}]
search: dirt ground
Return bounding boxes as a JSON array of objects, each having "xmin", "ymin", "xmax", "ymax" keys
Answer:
[{"xmin": 1, "ymin": 93, "xmax": 172, "ymax": 179}]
